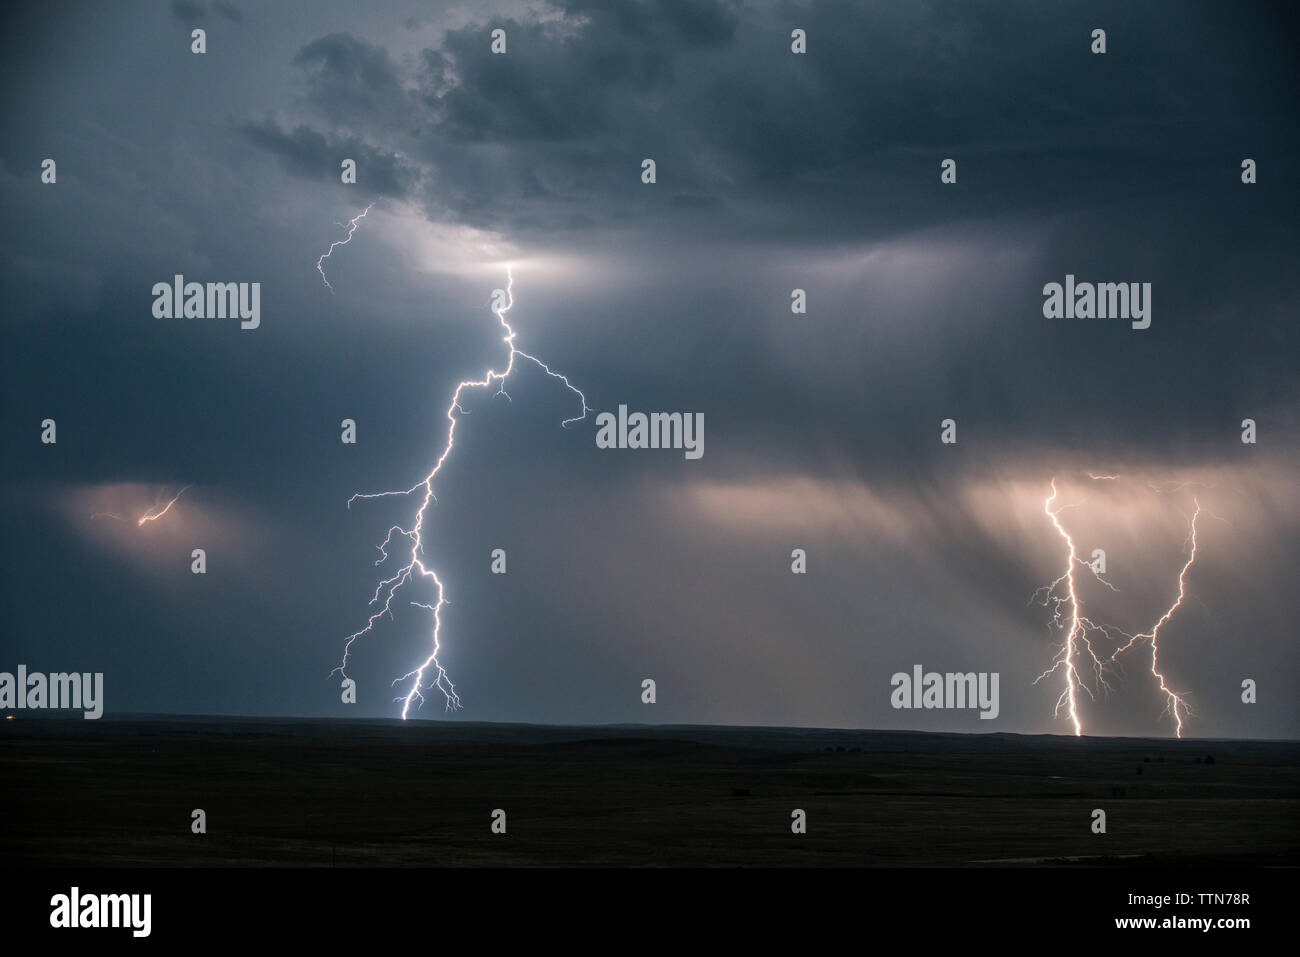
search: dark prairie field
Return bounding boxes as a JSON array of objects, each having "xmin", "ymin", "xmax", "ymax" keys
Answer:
[{"xmin": 1, "ymin": 718, "xmax": 1296, "ymax": 867}]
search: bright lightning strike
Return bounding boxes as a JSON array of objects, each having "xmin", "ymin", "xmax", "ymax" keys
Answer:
[
  {"xmin": 316, "ymin": 203, "xmax": 374, "ymax": 291},
  {"xmin": 1110, "ymin": 499, "xmax": 1201, "ymax": 737},
  {"xmin": 1032, "ymin": 475, "xmax": 1203, "ymax": 737},
  {"xmin": 1031, "ymin": 479, "xmax": 1114, "ymax": 736},
  {"xmin": 336, "ymin": 266, "xmax": 591, "ymax": 717}
]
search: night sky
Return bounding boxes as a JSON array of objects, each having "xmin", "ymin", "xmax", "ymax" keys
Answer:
[{"xmin": 2, "ymin": 0, "xmax": 1297, "ymax": 736}]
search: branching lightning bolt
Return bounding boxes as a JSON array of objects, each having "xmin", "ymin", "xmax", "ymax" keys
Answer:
[
  {"xmin": 1032, "ymin": 475, "xmax": 1202, "ymax": 737},
  {"xmin": 1109, "ymin": 499, "xmax": 1201, "ymax": 737},
  {"xmin": 335, "ymin": 267, "xmax": 591, "ymax": 717},
  {"xmin": 1031, "ymin": 479, "xmax": 1117, "ymax": 736},
  {"xmin": 316, "ymin": 203, "xmax": 374, "ymax": 291}
]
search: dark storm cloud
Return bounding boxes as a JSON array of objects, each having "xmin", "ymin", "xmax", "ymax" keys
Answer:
[
  {"xmin": 170, "ymin": 0, "xmax": 205, "ymax": 20},
  {"xmin": 240, "ymin": 117, "xmax": 419, "ymax": 197},
  {"xmin": 422, "ymin": 0, "xmax": 739, "ymax": 143},
  {"xmin": 245, "ymin": 0, "xmax": 1298, "ymax": 243},
  {"xmin": 242, "ymin": 3, "xmax": 753, "ymax": 229},
  {"xmin": 294, "ymin": 32, "xmax": 409, "ymax": 127},
  {"xmin": 170, "ymin": 0, "xmax": 243, "ymax": 22},
  {"xmin": 565, "ymin": 0, "xmax": 739, "ymax": 48}
]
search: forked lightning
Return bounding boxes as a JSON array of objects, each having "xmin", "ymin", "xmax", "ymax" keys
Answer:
[
  {"xmin": 336, "ymin": 267, "xmax": 590, "ymax": 716},
  {"xmin": 1033, "ymin": 475, "xmax": 1202, "ymax": 736}
]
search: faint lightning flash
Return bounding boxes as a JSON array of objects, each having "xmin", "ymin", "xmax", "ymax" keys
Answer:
[
  {"xmin": 316, "ymin": 203, "xmax": 374, "ymax": 291},
  {"xmin": 1032, "ymin": 475, "xmax": 1202, "ymax": 737},
  {"xmin": 135, "ymin": 485, "xmax": 191, "ymax": 525},
  {"xmin": 92, "ymin": 485, "xmax": 192, "ymax": 526},
  {"xmin": 336, "ymin": 267, "xmax": 591, "ymax": 717}
]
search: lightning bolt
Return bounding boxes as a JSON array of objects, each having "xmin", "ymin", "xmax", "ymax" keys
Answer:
[
  {"xmin": 1110, "ymin": 499, "xmax": 1201, "ymax": 737},
  {"xmin": 1033, "ymin": 475, "xmax": 1203, "ymax": 737},
  {"xmin": 1032, "ymin": 479, "xmax": 1114, "ymax": 736},
  {"xmin": 92, "ymin": 485, "xmax": 191, "ymax": 526},
  {"xmin": 316, "ymin": 203, "xmax": 374, "ymax": 291},
  {"xmin": 135, "ymin": 485, "xmax": 191, "ymax": 526},
  {"xmin": 336, "ymin": 266, "xmax": 591, "ymax": 717}
]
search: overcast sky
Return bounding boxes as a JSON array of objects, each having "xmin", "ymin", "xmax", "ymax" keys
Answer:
[{"xmin": 2, "ymin": 0, "xmax": 1297, "ymax": 737}]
